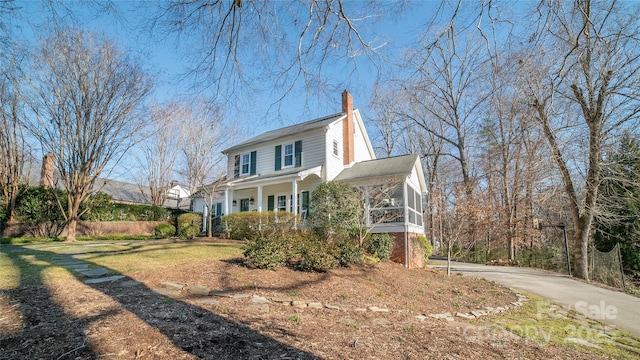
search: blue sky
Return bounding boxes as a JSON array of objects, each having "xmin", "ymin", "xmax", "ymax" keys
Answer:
[
  {"xmin": 11, "ymin": 1, "xmax": 437, "ymax": 135},
  {"xmin": 8, "ymin": 0, "xmax": 531, "ymax": 182}
]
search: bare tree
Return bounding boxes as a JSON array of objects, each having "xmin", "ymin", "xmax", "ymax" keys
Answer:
[
  {"xmin": 136, "ymin": 102, "xmax": 182, "ymax": 207},
  {"xmin": 523, "ymin": 0, "xmax": 640, "ymax": 279},
  {"xmin": 25, "ymin": 28, "xmax": 152, "ymax": 241},
  {"xmin": 149, "ymin": 0, "xmax": 403, "ymax": 101},
  {"xmin": 369, "ymin": 86, "xmax": 408, "ymax": 158},
  {"xmin": 0, "ymin": 66, "xmax": 28, "ymax": 222},
  {"xmin": 177, "ymin": 99, "xmax": 235, "ymax": 237}
]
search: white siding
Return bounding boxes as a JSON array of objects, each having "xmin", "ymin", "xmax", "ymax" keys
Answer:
[
  {"xmin": 353, "ymin": 110, "xmax": 375, "ymax": 163},
  {"xmin": 407, "ymin": 166, "xmax": 422, "ymax": 194},
  {"xmin": 324, "ymin": 121, "xmax": 345, "ymax": 181},
  {"xmin": 226, "ymin": 128, "xmax": 326, "ymax": 179}
]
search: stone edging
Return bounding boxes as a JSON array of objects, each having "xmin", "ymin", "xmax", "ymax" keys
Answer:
[{"xmin": 159, "ymin": 282, "xmax": 528, "ymax": 322}]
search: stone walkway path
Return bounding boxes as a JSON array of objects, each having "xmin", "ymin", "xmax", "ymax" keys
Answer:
[{"xmin": 50, "ymin": 254, "xmax": 125, "ymax": 284}]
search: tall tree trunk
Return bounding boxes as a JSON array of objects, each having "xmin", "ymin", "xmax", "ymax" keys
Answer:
[{"xmin": 67, "ymin": 217, "xmax": 77, "ymax": 242}]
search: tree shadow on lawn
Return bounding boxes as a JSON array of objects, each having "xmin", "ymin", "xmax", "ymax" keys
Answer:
[{"xmin": 0, "ymin": 246, "xmax": 320, "ymax": 359}]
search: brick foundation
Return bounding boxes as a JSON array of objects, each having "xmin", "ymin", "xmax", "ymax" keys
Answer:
[{"xmin": 387, "ymin": 232, "xmax": 425, "ymax": 269}]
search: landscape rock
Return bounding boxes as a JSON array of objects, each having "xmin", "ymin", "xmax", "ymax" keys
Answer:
[
  {"xmin": 271, "ymin": 297, "xmax": 293, "ymax": 303},
  {"xmin": 292, "ymin": 300, "xmax": 308, "ymax": 308},
  {"xmin": 456, "ymin": 312, "xmax": 476, "ymax": 319},
  {"xmin": 368, "ymin": 306, "xmax": 389, "ymax": 312},
  {"xmin": 161, "ymin": 282, "xmax": 186, "ymax": 290},
  {"xmin": 210, "ymin": 290, "xmax": 235, "ymax": 297},
  {"xmin": 251, "ymin": 295, "xmax": 270, "ymax": 304},
  {"xmin": 188, "ymin": 285, "xmax": 211, "ymax": 296}
]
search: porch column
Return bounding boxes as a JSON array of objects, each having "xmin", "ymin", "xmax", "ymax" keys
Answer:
[
  {"xmin": 403, "ymin": 181, "xmax": 409, "ymax": 268},
  {"xmin": 292, "ymin": 180, "xmax": 298, "ymax": 228},
  {"xmin": 223, "ymin": 188, "xmax": 230, "ymax": 215},
  {"xmin": 291, "ymin": 180, "xmax": 298, "ymax": 213},
  {"xmin": 257, "ymin": 185, "xmax": 263, "ymax": 212}
]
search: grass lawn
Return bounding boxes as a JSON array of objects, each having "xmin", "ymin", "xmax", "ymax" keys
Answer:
[{"xmin": 0, "ymin": 241, "xmax": 243, "ymax": 289}]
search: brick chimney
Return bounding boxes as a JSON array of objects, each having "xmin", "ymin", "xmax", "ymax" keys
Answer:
[
  {"xmin": 342, "ymin": 90, "xmax": 355, "ymax": 166},
  {"xmin": 40, "ymin": 153, "xmax": 55, "ymax": 189},
  {"xmin": 170, "ymin": 180, "xmax": 179, "ymax": 188}
]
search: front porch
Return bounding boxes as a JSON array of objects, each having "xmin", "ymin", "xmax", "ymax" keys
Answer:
[{"xmin": 201, "ymin": 166, "xmax": 323, "ymax": 231}]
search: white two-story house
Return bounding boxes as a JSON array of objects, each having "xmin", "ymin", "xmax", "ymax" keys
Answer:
[{"xmin": 192, "ymin": 90, "xmax": 428, "ymax": 268}]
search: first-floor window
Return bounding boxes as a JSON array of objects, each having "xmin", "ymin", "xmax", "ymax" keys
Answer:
[{"xmin": 277, "ymin": 195, "xmax": 287, "ymax": 212}]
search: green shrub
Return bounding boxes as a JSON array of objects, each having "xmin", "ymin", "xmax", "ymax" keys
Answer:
[
  {"xmin": 366, "ymin": 234, "xmax": 394, "ymax": 261},
  {"xmin": 14, "ymin": 186, "xmax": 67, "ymax": 237},
  {"xmin": 243, "ymin": 235, "xmax": 292, "ymax": 270},
  {"xmin": 222, "ymin": 211, "xmax": 299, "ymax": 240},
  {"xmin": 415, "ymin": 235, "xmax": 433, "ymax": 262},
  {"xmin": 294, "ymin": 237, "xmax": 339, "ymax": 272},
  {"xmin": 179, "ymin": 224, "xmax": 200, "ymax": 239},
  {"xmin": 81, "ymin": 193, "xmax": 169, "ymax": 222},
  {"xmin": 337, "ymin": 238, "xmax": 364, "ymax": 266},
  {"xmin": 308, "ymin": 182, "xmax": 361, "ymax": 242},
  {"xmin": 176, "ymin": 212, "xmax": 202, "ymax": 234},
  {"xmin": 154, "ymin": 223, "xmax": 176, "ymax": 238}
]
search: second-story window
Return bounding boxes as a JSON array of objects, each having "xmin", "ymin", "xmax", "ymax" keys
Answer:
[
  {"xmin": 234, "ymin": 151, "xmax": 256, "ymax": 178},
  {"xmin": 283, "ymin": 143, "xmax": 294, "ymax": 167},
  {"xmin": 275, "ymin": 141, "xmax": 301, "ymax": 171},
  {"xmin": 241, "ymin": 153, "xmax": 251, "ymax": 175}
]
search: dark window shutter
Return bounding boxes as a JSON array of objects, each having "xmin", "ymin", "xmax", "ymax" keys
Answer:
[
  {"xmin": 216, "ymin": 202, "xmax": 222, "ymax": 216},
  {"xmin": 295, "ymin": 140, "xmax": 302, "ymax": 167},
  {"xmin": 302, "ymin": 191, "xmax": 310, "ymax": 215},
  {"xmin": 234, "ymin": 155, "xmax": 240, "ymax": 178},
  {"xmin": 267, "ymin": 195, "xmax": 275, "ymax": 211},
  {"xmin": 250, "ymin": 151, "xmax": 257, "ymax": 175},
  {"xmin": 275, "ymin": 145, "xmax": 282, "ymax": 171}
]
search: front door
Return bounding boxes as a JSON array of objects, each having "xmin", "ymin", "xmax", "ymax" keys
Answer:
[{"xmin": 240, "ymin": 198, "xmax": 250, "ymax": 212}]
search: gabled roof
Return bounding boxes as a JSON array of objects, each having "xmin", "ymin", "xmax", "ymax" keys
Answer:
[
  {"xmin": 222, "ymin": 112, "xmax": 345, "ymax": 154},
  {"xmin": 334, "ymin": 154, "xmax": 427, "ymax": 193},
  {"xmin": 97, "ymin": 178, "xmax": 149, "ymax": 204}
]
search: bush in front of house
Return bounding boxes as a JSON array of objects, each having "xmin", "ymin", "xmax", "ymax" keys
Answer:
[
  {"xmin": 336, "ymin": 237, "xmax": 364, "ymax": 266},
  {"xmin": 366, "ymin": 233, "xmax": 394, "ymax": 261},
  {"xmin": 243, "ymin": 230, "xmax": 343, "ymax": 272},
  {"xmin": 415, "ymin": 235, "xmax": 433, "ymax": 262},
  {"xmin": 308, "ymin": 181, "xmax": 361, "ymax": 242},
  {"xmin": 243, "ymin": 234, "xmax": 292, "ymax": 270},
  {"xmin": 180, "ymin": 224, "xmax": 200, "ymax": 239},
  {"xmin": 154, "ymin": 223, "xmax": 176, "ymax": 238},
  {"xmin": 176, "ymin": 212, "xmax": 202, "ymax": 237},
  {"xmin": 222, "ymin": 211, "xmax": 299, "ymax": 241}
]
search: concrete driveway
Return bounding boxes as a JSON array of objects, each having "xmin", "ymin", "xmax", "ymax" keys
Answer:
[{"xmin": 430, "ymin": 261, "xmax": 640, "ymax": 337}]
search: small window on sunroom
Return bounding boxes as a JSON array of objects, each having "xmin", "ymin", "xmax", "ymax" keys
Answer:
[{"xmin": 333, "ymin": 140, "xmax": 339, "ymax": 156}]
